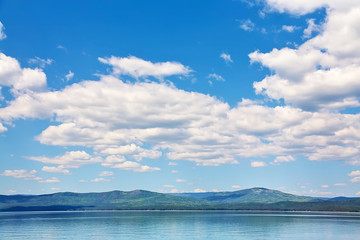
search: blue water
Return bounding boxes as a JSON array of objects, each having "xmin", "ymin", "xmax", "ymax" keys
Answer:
[{"xmin": 1, "ymin": 211, "xmax": 360, "ymax": 239}]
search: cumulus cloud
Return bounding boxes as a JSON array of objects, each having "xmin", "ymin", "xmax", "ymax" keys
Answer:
[
  {"xmin": 251, "ymin": 1, "xmax": 360, "ymax": 111},
  {"xmin": 207, "ymin": 73, "xmax": 225, "ymax": 85},
  {"xmin": 91, "ymin": 177, "xmax": 110, "ymax": 182},
  {"xmin": 39, "ymin": 177, "xmax": 59, "ymax": 183},
  {"xmin": 303, "ymin": 18, "xmax": 322, "ymax": 38},
  {"xmin": 348, "ymin": 170, "xmax": 360, "ymax": 177},
  {"xmin": 27, "ymin": 151, "xmax": 101, "ymax": 168},
  {"xmin": 1, "ymin": 169, "xmax": 40, "ymax": 181},
  {"xmin": 0, "ymin": 53, "xmax": 47, "ymax": 95},
  {"xmin": 42, "ymin": 166, "xmax": 71, "ymax": 175},
  {"xmin": 65, "ymin": 70, "xmax": 74, "ymax": 81},
  {"xmin": 220, "ymin": 53, "xmax": 233, "ymax": 63},
  {"xmin": 99, "ymin": 171, "xmax": 114, "ymax": 177},
  {"xmin": 251, "ymin": 161, "xmax": 267, "ymax": 167},
  {"xmin": 282, "ymin": 25, "xmax": 298, "ymax": 32},
  {"xmin": 350, "ymin": 177, "xmax": 360, "ymax": 183},
  {"xmin": 271, "ymin": 155, "xmax": 295, "ymax": 165},
  {"xmin": 176, "ymin": 179, "xmax": 186, "ymax": 183},
  {"xmin": 28, "ymin": 57, "xmax": 53, "ymax": 68},
  {"xmin": 0, "ymin": 22, "xmax": 6, "ymax": 40},
  {"xmin": 193, "ymin": 188, "xmax": 206, "ymax": 193},
  {"xmin": 239, "ymin": 19, "xmax": 255, "ymax": 31},
  {"xmin": 98, "ymin": 56, "xmax": 192, "ymax": 79}
]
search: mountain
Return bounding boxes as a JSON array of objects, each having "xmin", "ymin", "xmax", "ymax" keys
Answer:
[
  {"xmin": 171, "ymin": 187, "xmax": 316, "ymax": 204},
  {"xmin": 0, "ymin": 188, "xmax": 359, "ymax": 212}
]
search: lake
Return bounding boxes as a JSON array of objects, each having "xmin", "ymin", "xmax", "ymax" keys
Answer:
[{"xmin": 1, "ymin": 211, "xmax": 360, "ymax": 239}]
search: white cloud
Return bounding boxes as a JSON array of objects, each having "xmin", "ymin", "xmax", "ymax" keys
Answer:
[
  {"xmin": 91, "ymin": 177, "xmax": 110, "ymax": 182},
  {"xmin": 282, "ymin": 25, "xmax": 298, "ymax": 32},
  {"xmin": 1, "ymin": 169, "xmax": 41, "ymax": 181},
  {"xmin": 170, "ymin": 189, "xmax": 178, "ymax": 193},
  {"xmin": 171, "ymin": 170, "xmax": 179, "ymax": 174},
  {"xmin": 333, "ymin": 183, "xmax": 346, "ymax": 187},
  {"xmin": 8, "ymin": 190, "xmax": 16, "ymax": 194},
  {"xmin": 239, "ymin": 19, "xmax": 255, "ymax": 31},
  {"xmin": 251, "ymin": 2, "xmax": 360, "ymax": 111},
  {"xmin": 51, "ymin": 188, "xmax": 60, "ymax": 191},
  {"xmin": 0, "ymin": 53, "xmax": 47, "ymax": 95},
  {"xmin": 207, "ymin": 73, "xmax": 225, "ymax": 86},
  {"xmin": 163, "ymin": 185, "xmax": 174, "ymax": 188},
  {"xmin": 193, "ymin": 188, "xmax": 206, "ymax": 193},
  {"xmin": 176, "ymin": 179, "xmax": 186, "ymax": 183},
  {"xmin": 308, "ymin": 189, "xmax": 333, "ymax": 196},
  {"xmin": 99, "ymin": 171, "xmax": 114, "ymax": 177},
  {"xmin": 232, "ymin": 185, "xmax": 242, "ymax": 189},
  {"xmin": 27, "ymin": 151, "xmax": 101, "ymax": 168},
  {"xmin": 168, "ymin": 162, "xmax": 178, "ymax": 166},
  {"xmin": 271, "ymin": 155, "xmax": 295, "ymax": 165},
  {"xmin": 251, "ymin": 161, "xmax": 267, "ymax": 167},
  {"xmin": 348, "ymin": 170, "xmax": 360, "ymax": 177},
  {"xmin": 220, "ymin": 53, "xmax": 233, "ymax": 63},
  {"xmin": 28, "ymin": 57, "xmax": 53, "ymax": 68},
  {"xmin": 0, "ymin": 123, "xmax": 7, "ymax": 133},
  {"xmin": 98, "ymin": 56, "xmax": 192, "ymax": 79},
  {"xmin": 321, "ymin": 185, "xmax": 329, "ymax": 188},
  {"xmin": 0, "ymin": 22, "xmax": 6, "ymax": 40},
  {"xmin": 42, "ymin": 166, "xmax": 71, "ymax": 175},
  {"xmin": 350, "ymin": 177, "xmax": 360, "ymax": 183},
  {"xmin": 103, "ymin": 159, "xmax": 160, "ymax": 173},
  {"xmin": 65, "ymin": 70, "xmax": 74, "ymax": 81},
  {"xmin": 303, "ymin": 18, "xmax": 322, "ymax": 38},
  {"xmin": 39, "ymin": 177, "xmax": 60, "ymax": 183},
  {"xmin": 79, "ymin": 180, "xmax": 88, "ymax": 182}
]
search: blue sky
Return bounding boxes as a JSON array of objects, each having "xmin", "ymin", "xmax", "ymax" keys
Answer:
[{"xmin": 0, "ymin": 0, "xmax": 360, "ymax": 197}]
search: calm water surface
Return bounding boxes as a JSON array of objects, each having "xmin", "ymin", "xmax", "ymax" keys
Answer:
[{"xmin": 1, "ymin": 211, "xmax": 360, "ymax": 239}]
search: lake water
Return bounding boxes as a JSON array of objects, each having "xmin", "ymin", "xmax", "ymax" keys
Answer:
[{"xmin": 1, "ymin": 211, "xmax": 360, "ymax": 239}]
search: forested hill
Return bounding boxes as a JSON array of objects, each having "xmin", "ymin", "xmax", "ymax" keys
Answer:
[{"xmin": 1, "ymin": 188, "xmax": 359, "ymax": 212}]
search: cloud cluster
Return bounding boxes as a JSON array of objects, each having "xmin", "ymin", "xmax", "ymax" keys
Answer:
[
  {"xmin": 1, "ymin": 169, "xmax": 59, "ymax": 183},
  {"xmin": 0, "ymin": 22, "xmax": 6, "ymax": 40},
  {"xmin": 251, "ymin": 1, "xmax": 360, "ymax": 111},
  {"xmin": 0, "ymin": 53, "xmax": 47, "ymax": 96}
]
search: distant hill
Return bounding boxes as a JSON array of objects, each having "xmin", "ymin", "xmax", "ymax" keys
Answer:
[
  {"xmin": 171, "ymin": 187, "xmax": 316, "ymax": 204},
  {"xmin": 0, "ymin": 188, "xmax": 359, "ymax": 212}
]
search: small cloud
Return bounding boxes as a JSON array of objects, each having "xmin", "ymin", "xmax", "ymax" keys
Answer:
[
  {"xmin": 8, "ymin": 190, "xmax": 16, "ymax": 194},
  {"xmin": 232, "ymin": 185, "xmax": 242, "ymax": 189},
  {"xmin": 239, "ymin": 19, "xmax": 255, "ymax": 31},
  {"xmin": 50, "ymin": 187, "xmax": 60, "ymax": 191},
  {"xmin": 176, "ymin": 179, "xmax": 187, "ymax": 183},
  {"xmin": 220, "ymin": 53, "xmax": 233, "ymax": 63},
  {"xmin": 28, "ymin": 57, "xmax": 53, "ymax": 68},
  {"xmin": 271, "ymin": 155, "xmax": 295, "ymax": 165},
  {"xmin": 207, "ymin": 73, "xmax": 225, "ymax": 82},
  {"xmin": 193, "ymin": 188, "xmax": 206, "ymax": 193},
  {"xmin": 57, "ymin": 45, "xmax": 67, "ymax": 52},
  {"xmin": 251, "ymin": 161, "xmax": 267, "ymax": 167},
  {"xmin": 1, "ymin": 169, "xmax": 41, "ymax": 181},
  {"xmin": 350, "ymin": 176, "xmax": 360, "ymax": 183},
  {"xmin": 348, "ymin": 170, "xmax": 360, "ymax": 177},
  {"xmin": 334, "ymin": 183, "xmax": 346, "ymax": 187},
  {"xmin": 39, "ymin": 177, "xmax": 60, "ymax": 183},
  {"xmin": 99, "ymin": 171, "xmax": 114, "ymax": 177},
  {"xmin": 168, "ymin": 162, "xmax": 178, "ymax": 166},
  {"xmin": 163, "ymin": 185, "xmax": 174, "ymax": 188},
  {"xmin": 0, "ymin": 21, "xmax": 6, "ymax": 40},
  {"xmin": 65, "ymin": 70, "xmax": 74, "ymax": 81},
  {"xmin": 303, "ymin": 18, "xmax": 321, "ymax": 39},
  {"xmin": 79, "ymin": 180, "xmax": 88, "ymax": 182},
  {"xmin": 282, "ymin": 25, "xmax": 298, "ymax": 33},
  {"xmin": 171, "ymin": 170, "xmax": 179, "ymax": 174},
  {"xmin": 42, "ymin": 166, "xmax": 71, "ymax": 175},
  {"xmin": 170, "ymin": 189, "xmax": 179, "ymax": 193},
  {"xmin": 321, "ymin": 185, "xmax": 329, "ymax": 188},
  {"xmin": 91, "ymin": 178, "xmax": 110, "ymax": 182}
]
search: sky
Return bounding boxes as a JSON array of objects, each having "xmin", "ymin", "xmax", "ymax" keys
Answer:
[{"xmin": 0, "ymin": 0, "xmax": 360, "ymax": 197}]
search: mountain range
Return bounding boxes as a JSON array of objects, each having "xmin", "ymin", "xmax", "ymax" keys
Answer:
[{"xmin": 1, "ymin": 187, "xmax": 359, "ymax": 212}]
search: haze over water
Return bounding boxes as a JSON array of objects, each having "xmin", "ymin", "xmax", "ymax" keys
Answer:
[{"xmin": 1, "ymin": 211, "xmax": 360, "ymax": 240}]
